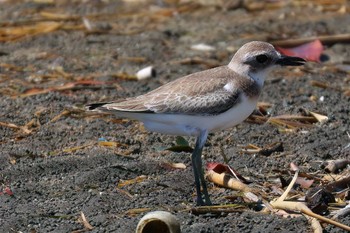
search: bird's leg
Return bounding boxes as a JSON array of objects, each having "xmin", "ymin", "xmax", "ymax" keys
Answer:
[
  {"xmin": 191, "ymin": 147, "xmax": 203, "ymax": 205},
  {"xmin": 192, "ymin": 129, "xmax": 211, "ymax": 206},
  {"xmin": 196, "ymin": 134, "xmax": 212, "ymax": 206}
]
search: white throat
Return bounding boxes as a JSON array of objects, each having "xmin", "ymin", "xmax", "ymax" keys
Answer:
[
  {"xmin": 228, "ymin": 62, "xmax": 268, "ymax": 88},
  {"xmin": 249, "ymin": 69, "xmax": 269, "ymax": 87}
]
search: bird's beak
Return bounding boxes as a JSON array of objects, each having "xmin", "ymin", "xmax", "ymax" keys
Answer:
[{"xmin": 276, "ymin": 55, "xmax": 306, "ymax": 66}]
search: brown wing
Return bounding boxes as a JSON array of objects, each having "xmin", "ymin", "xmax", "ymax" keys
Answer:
[{"xmin": 101, "ymin": 66, "xmax": 250, "ymax": 116}]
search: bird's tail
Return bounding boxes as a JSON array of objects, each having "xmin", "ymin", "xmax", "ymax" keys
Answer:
[{"xmin": 85, "ymin": 102, "xmax": 110, "ymax": 111}]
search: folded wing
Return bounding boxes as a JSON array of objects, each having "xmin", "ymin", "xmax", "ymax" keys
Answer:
[{"xmin": 96, "ymin": 66, "xmax": 247, "ymax": 116}]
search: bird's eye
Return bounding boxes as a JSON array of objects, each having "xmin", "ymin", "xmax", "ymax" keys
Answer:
[{"xmin": 256, "ymin": 54, "xmax": 268, "ymax": 63}]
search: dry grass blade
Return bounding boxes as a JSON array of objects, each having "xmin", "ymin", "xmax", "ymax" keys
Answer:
[
  {"xmin": 273, "ymin": 115, "xmax": 317, "ymax": 122},
  {"xmin": 116, "ymin": 188, "xmax": 133, "ymax": 199},
  {"xmin": 50, "ymin": 109, "xmax": 72, "ymax": 123},
  {"xmin": 39, "ymin": 11, "xmax": 80, "ymax": 21},
  {"xmin": 62, "ymin": 143, "xmax": 95, "ymax": 154},
  {"xmin": 248, "ymin": 113, "xmax": 318, "ymax": 129},
  {"xmin": 0, "ymin": 22, "xmax": 62, "ymax": 42},
  {"xmin": 118, "ymin": 175, "xmax": 148, "ymax": 188},
  {"xmin": 51, "ymin": 108, "xmax": 111, "ymax": 123},
  {"xmin": 191, "ymin": 204, "xmax": 246, "ymax": 215},
  {"xmin": 0, "ymin": 121, "xmax": 22, "ymax": 130},
  {"xmin": 310, "ymin": 80, "xmax": 330, "ymax": 89},
  {"xmin": 78, "ymin": 211, "xmax": 93, "ymax": 230},
  {"xmin": 246, "ymin": 114, "xmax": 268, "ymax": 124},
  {"xmin": 0, "ymin": 120, "xmax": 38, "ymax": 135},
  {"xmin": 49, "ymin": 142, "xmax": 95, "ymax": 156},
  {"xmin": 173, "ymin": 57, "xmax": 220, "ymax": 68},
  {"xmin": 98, "ymin": 141, "xmax": 128, "ymax": 147},
  {"xmin": 17, "ymin": 80, "xmax": 115, "ymax": 98},
  {"xmin": 239, "ymin": 142, "xmax": 283, "ymax": 156},
  {"xmin": 125, "ymin": 208, "xmax": 151, "ymax": 217},
  {"xmin": 267, "ymin": 118, "xmax": 313, "ymax": 129},
  {"xmin": 117, "ymin": 56, "xmax": 147, "ymax": 63},
  {"xmin": 0, "ymin": 63, "xmax": 25, "ymax": 71}
]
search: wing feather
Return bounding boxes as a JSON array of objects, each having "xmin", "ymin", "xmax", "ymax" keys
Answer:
[{"xmin": 101, "ymin": 66, "xmax": 255, "ymax": 116}]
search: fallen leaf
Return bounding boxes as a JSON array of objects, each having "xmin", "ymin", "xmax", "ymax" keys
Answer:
[
  {"xmin": 296, "ymin": 177, "xmax": 314, "ymax": 189},
  {"xmin": 0, "ymin": 187, "xmax": 14, "ymax": 196},
  {"xmin": 290, "ymin": 162, "xmax": 299, "ymax": 171},
  {"xmin": 276, "ymin": 39, "xmax": 323, "ymax": 62},
  {"xmin": 166, "ymin": 136, "xmax": 193, "ymax": 152}
]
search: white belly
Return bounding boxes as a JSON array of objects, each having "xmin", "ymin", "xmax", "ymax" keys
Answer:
[{"xmin": 117, "ymin": 95, "xmax": 258, "ymax": 136}]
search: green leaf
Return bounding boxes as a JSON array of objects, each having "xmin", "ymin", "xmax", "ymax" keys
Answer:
[
  {"xmin": 166, "ymin": 136, "xmax": 193, "ymax": 153},
  {"xmin": 175, "ymin": 136, "xmax": 189, "ymax": 146}
]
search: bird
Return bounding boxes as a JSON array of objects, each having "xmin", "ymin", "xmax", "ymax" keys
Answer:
[{"xmin": 87, "ymin": 41, "xmax": 305, "ymax": 206}]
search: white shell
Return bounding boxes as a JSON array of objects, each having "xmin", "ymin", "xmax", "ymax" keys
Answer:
[
  {"xmin": 135, "ymin": 211, "xmax": 181, "ymax": 233},
  {"xmin": 191, "ymin": 43, "xmax": 216, "ymax": 52},
  {"xmin": 136, "ymin": 66, "xmax": 155, "ymax": 80}
]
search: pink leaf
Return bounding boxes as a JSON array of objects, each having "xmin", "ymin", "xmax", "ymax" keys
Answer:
[
  {"xmin": 290, "ymin": 162, "xmax": 299, "ymax": 171},
  {"xmin": 276, "ymin": 39, "xmax": 323, "ymax": 62},
  {"xmin": 207, "ymin": 162, "xmax": 227, "ymax": 173},
  {"xmin": 296, "ymin": 177, "xmax": 314, "ymax": 189},
  {"xmin": 1, "ymin": 187, "xmax": 14, "ymax": 196}
]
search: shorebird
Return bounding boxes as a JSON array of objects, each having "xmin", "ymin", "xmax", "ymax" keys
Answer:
[{"xmin": 87, "ymin": 41, "xmax": 305, "ymax": 205}]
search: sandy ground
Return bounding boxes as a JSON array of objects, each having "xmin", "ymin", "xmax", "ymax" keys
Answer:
[{"xmin": 0, "ymin": 1, "xmax": 350, "ymax": 232}]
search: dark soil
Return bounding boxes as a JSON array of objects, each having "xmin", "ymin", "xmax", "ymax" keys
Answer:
[{"xmin": 0, "ymin": 1, "xmax": 350, "ymax": 232}]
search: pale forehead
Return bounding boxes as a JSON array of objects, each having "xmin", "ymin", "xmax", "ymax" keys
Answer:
[
  {"xmin": 241, "ymin": 41, "xmax": 275, "ymax": 50},
  {"xmin": 243, "ymin": 49, "xmax": 280, "ymax": 60},
  {"xmin": 239, "ymin": 42, "xmax": 280, "ymax": 59}
]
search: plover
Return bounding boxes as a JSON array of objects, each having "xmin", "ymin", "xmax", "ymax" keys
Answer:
[{"xmin": 87, "ymin": 41, "xmax": 305, "ymax": 205}]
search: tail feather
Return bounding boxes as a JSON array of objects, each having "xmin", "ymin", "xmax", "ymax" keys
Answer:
[
  {"xmin": 86, "ymin": 101, "xmax": 154, "ymax": 114},
  {"xmin": 85, "ymin": 102, "xmax": 110, "ymax": 111}
]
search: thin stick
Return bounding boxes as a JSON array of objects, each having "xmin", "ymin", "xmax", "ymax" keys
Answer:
[{"xmin": 271, "ymin": 33, "xmax": 350, "ymax": 47}]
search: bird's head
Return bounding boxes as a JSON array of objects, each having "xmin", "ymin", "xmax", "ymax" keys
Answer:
[{"xmin": 228, "ymin": 41, "xmax": 305, "ymax": 85}]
